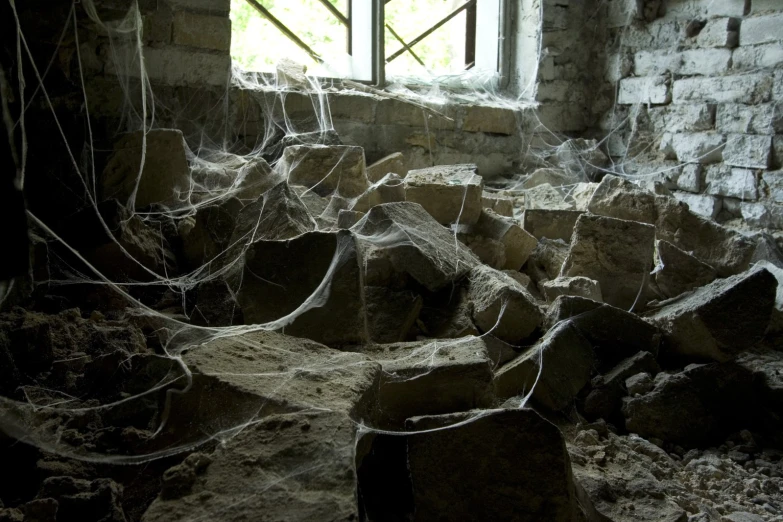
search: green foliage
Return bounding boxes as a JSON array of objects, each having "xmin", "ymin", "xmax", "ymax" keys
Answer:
[{"xmin": 230, "ymin": 0, "xmax": 467, "ymax": 78}]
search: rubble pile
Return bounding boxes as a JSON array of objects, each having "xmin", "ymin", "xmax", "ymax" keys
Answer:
[{"xmin": 1, "ymin": 131, "xmax": 783, "ymax": 522}]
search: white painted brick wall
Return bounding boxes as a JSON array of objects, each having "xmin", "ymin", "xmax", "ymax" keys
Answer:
[
  {"xmin": 733, "ymin": 43, "xmax": 783, "ymax": 70},
  {"xmin": 740, "ymin": 13, "xmax": 783, "ymax": 46},
  {"xmin": 723, "ymin": 134, "xmax": 772, "ymax": 169},
  {"xmin": 618, "ymin": 76, "xmax": 671, "ymax": 104},
  {"xmin": 672, "ymin": 74, "xmax": 773, "ymax": 104}
]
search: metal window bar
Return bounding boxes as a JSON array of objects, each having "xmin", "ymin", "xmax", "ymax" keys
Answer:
[
  {"xmin": 385, "ymin": 0, "xmax": 478, "ymax": 69},
  {"xmin": 242, "ymin": 0, "xmax": 352, "ymax": 63}
]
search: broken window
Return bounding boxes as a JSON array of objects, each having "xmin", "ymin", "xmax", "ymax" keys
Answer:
[{"xmin": 230, "ymin": 0, "xmax": 505, "ymax": 85}]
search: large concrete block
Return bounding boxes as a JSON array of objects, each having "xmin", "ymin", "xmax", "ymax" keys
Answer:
[
  {"xmin": 636, "ymin": 49, "xmax": 731, "ymax": 76},
  {"xmin": 618, "ymin": 76, "xmax": 671, "ymax": 105},
  {"xmin": 740, "ymin": 13, "xmax": 783, "ymax": 46},
  {"xmin": 705, "ymin": 165, "xmax": 759, "ymax": 200},
  {"xmin": 763, "ymin": 170, "xmax": 783, "ymax": 203},
  {"xmin": 694, "ymin": 17, "xmax": 739, "ymax": 48},
  {"xmin": 660, "ymin": 132, "xmax": 725, "ymax": 164},
  {"xmin": 621, "ymin": 20, "xmax": 683, "ymax": 49},
  {"xmin": 673, "ymin": 74, "xmax": 773, "ymax": 104},
  {"xmin": 404, "ymin": 164, "xmax": 483, "ymax": 225},
  {"xmin": 722, "ymin": 134, "xmax": 772, "ymax": 169},
  {"xmin": 752, "ymin": 0, "xmax": 782, "ymax": 14},
  {"xmin": 741, "ymin": 201, "xmax": 783, "ymax": 228},
  {"xmin": 462, "ymin": 105, "xmax": 518, "ymax": 135},
  {"xmin": 733, "ymin": 43, "xmax": 783, "ymax": 70},
  {"xmin": 168, "ymin": 0, "xmax": 230, "ymax": 12},
  {"xmin": 138, "ymin": 47, "xmax": 230, "ymax": 86},
  {"xmin": 673, "ymin": 192, "xmax": 722, "ymax": 219},
  {"xmin": 648, "ymin": 104, "xmax": 715, "ymax": 134},
  {"xmin": 277, "ymin": 145, "xmax": 369, "ymax": 198},
  {"xmin": 663, "ymin": 0, "xmax": 748, "ymax": 18},
  {"xmin": 172, "ymin": 11, "xmax": 231, "ymax": 51},
  {"xmin": 716, "ymin": 103, "xmax": 781, "ymax": 135}
]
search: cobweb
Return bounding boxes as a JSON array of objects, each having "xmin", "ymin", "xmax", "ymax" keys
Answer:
[{"xmin": 0, "ymin": 0, "xmax": 731, "ymax": 515}]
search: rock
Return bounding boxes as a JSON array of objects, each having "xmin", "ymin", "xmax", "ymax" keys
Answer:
[
  {"xmin": 417, "ymin": 287, "xmax": 479, "ymax": 339},
  {"xmin": 181, "ymin": 197, "xmax": 243, "ymax": 269},
  {"xmin": 403, "ymin": 164, "xmax": 483, "ymax": 225},
  {"xmin": 229, "ymin": 181, "xmax": 316, "ymax": 246},
  {"xmin": 561, "ymin": 214, "xmax": 656, "ymax": 310},
  {"xmin": 351, "ymin": 172, "xmax": 406, "ymax": 213},
  {"xmin": 143, "ymin": 411, "xmax": 361, "ymax": 522},
  {"xmin": 523, "ymin": 209, "xmax": 584, "ymax": 241},
  {"xmin": 522, "ymin": 168, "xmax": 580, "ymax": 189},
  {"xmin": 588, "ymin": 174, "xmax": 658, "ymax": 224},
  {"xmin": 404, "ymin": 409, "xmax": 578, "ymax": 521},
  {"xmin": 354, "ymin": 337, "xmax": 493, "ymax": 427},
  {"xmin": 540, "ymin": 276, "xmax": 603, "ymax": 303},
  {"xmin": 336, "ymin": 209, "xmax": 364, "ymax": 229},
  {"xmin": 525, "ymin": 183, "xmax": 574, "ymax": 210},
  {"xmin": 467, "ymin": 266, "xmax": 542, "ymax": 343},
  {"xmin": 366, "ymin": 152, "xmax": 404, "ymax": 183},
  {"xmin": 494, "ymin": 321, "xmax": 595, "ymax": 410},
  {"xmin": 723, "ymin": 513, "xmax": 766, "ymax": 522},
  {"xmin": 465, "ymin": 209, "xmax": 538, "ymax": 270},
  {"xmin": 622, "ymin": 362, "xmax": 758, "ymax": 445},
  {"xmin": 626, "ymin": 372, "xmax": 654, "ymax": 395},
  {"xmin": 364, "ymin": 286, "xmax": 422, "ymax": 343},
  {"xmin": 555, "ymin": 138, "xmax": 610, "ymax": 181},
  {"xmin": 674, "ymin": 192, "xmax": 722, "ymax": 220},
  {"xmin": 458, "ymin": 233, "xmax": 507, "ymax": 269},
  {"xmin": 481, "ymin": 192, "xmax": 515, "ymax": 216},
  {"xmin": 237, "ymin": 230, "xmax": 366, "ymax": 346},
  {"xmin": 524, "ymin": 238, "xmax": 570, "ymax": 283},
  {"xmin": 544, "ymin": 296, "xmax": 661, "ymax": 370},
  {"xmin": 354, "ymin": 202, "xmax": 479, "ymax": 292},
  {"xmin": 39, "ymin": 476, "xmax": 126, "ymax": 522},
  {"xmin": 583, "ymin": 351, "xmax": 661, "ymax": 421},
  {"xmin": 655, "ymin": 199, "xmax": 756, "ymax": 277},
  {"xmin": 644, "ymin": 266, "xmax": 776, "ymax": 361},
  {"xmin": 570, "ymin": 182, "xmax": 599, "ymax": 211},
  {"xmin": 101, "ymin": 129, "xmax": 191, "ymax": 209},
  {"xmin": 277, "ymin": 144, "xmax": 369, "ymax": 198},
  {"xmin": 735, "ymin": 348, "xmax": 783, "ymax": 412},
  {"xmin": 653, "ymin": 240, "xmax": 718, "ymax": 299}
]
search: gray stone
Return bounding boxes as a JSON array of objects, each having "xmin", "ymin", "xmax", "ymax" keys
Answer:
[
  {"xmin": 723, "ymin": 513, "xmax": 766, "ymax": 522},
  {"xmin": 366, "ymin": 152, "xmax": 405, "ymax": 183},
  {"xmin": 660, "ymin": 132, "xmax": 725, "ymax": 164},
  {"xmin": 588, "ymin": 174, "xmax": 658, "ymax": 224},
  {"xmin": 644, "ymin": 266, "xmax": 777, "ymax": 361},
  {"xmin": 763, "ymin": 170, "xmax": 783, "ymax": 202},
  {"xmin": 181, "ymin": 197, "xmax": 243, "ymax": 270},
  {"xmin": 404, "ymin": 164, "xmax": 483, "ymax": 225},
  {"xmin": 705, "ymin": 166, "xmax": 759, "ymax": 200},
  {"xmin": 569, "ymin": 182, "xmax": 599, "ymax": 211},
  {"xmin": 716, "ymin": 104, "xmax": 781, "ymax": 135},
  {"xmin": 405, "ymin": 409, "xmax": 578, "ymax": 521},
  {"xmin": 647, "ymin": 104, "xmax": 715, "ymax": 134},
  {"xmin": 654, "ymin": 240, "xmax": 718, "ymax": 299},
  {"xmin": 664, "ymin": 0, "xmax": 747, "ymax": 18},
  {"xmin": 467, "ymin": 265, "xmax": 542, "ymax": 342},
  {"xmin": 626, "ymin": 372, "xmax": 654, "ymax": 395},
  {"xmin": 522, "ymin": 168, "xmax": 580, "ymax": 189},
  {"xmin": 544, "ymin": 296, "xmax": 662, "ymax": 370},
  {"xmin": 458, "ymin": 233, "xmax": 507, "ymax": 269},
  {"xmin": 465, "ymin": 210, "xmax": 538, "ymax": 270},
  {"xmin": 740, "ymin": 201, "xmax": 783, "ymax": 229},
  {"xmin": 524, "ymin": 238, "xmax": 570, "ymax": 283},
  {"xmin": 583, "ymin": 351, "xmax": 661, "ymax": 420},
  {"xmin": 277, "ymin": 144, "xmax": 369, "ymax": 198},
  {"xmin": 357, "ymin": 337, "xmax": 493, "ymax": 427},
  {"xmin": 694, "ymin": 17, "xmax": 739, "ymax": 48},
  {"xmin": 336, "ymin": 209, "xmax": 365, "ymax": 229},
  {"xmin": 618, "ymin": 76, "xmax": 671, "ymax": 105},
  {"xmin": 673, "ymin": 74, "xmax": 773, "ymax": 104},
  {"xmin": 723, "ymin": 134, "xmax": 772, "ymax": 169},
  {"xmin": 635, "ymin": 49, "xmax": 731, "ymax": 75},
  {"xmin": 523, "ymin": 209, "xmax": 583, "ymax": 241},
  {"xmin": 238, "ymin": 230, "xmax": 366, "ymax": 346},
  {"xmin": 733, "ymin": 43, "xmax": 783, "ymax": 70},
  {"xmin": 364, "ymin": 286, "xmax": 422, "ymax": 344},
  {"xmin": 673, "ymin": 192, "xmax": 722, "ymax": 219},
  {"xmin": 101, "ymin": 129, "xmax": 191, "ymax": 209},
  {"xmin": 524, "ymin": 184, "xmax": 574, "ymax": 210},
  {"xmin": 481, "ymin": 192, "xmax": 515, "ymax": 216},
  {"xmin": 494, "ymin": 321, "xmax": 595, "ymax": 410},
  {"xmin": 231, "ymin": 181, "xmax": 316, "ymax": 245},
  {"xmin": 541, "ymin": 276, "xmax": 603, "ymax": 303},
  {"xmin": 351, "ymin": 172, "xmax": 406, "ymax": 213},
  {"xmin": 740, "ymin": 13, "xmax": 783, "ymax": 46},
  {"xmin": 555, "ymin": 139, "xmax": 610, "ymax": 181},
  {"xmin": 354, "ymin": 202, "xmax": 479, "ymax": 291},
  {"xmin": 561, "ymin": 214, "xmax": 656, "ymax": 310}
]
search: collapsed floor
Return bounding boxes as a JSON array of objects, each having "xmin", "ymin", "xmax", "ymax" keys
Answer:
[{"xmin": 2, "ymin": 127, "xmax": 783, "ymax": 522}]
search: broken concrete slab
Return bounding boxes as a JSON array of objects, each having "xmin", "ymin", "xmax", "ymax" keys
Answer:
[
  {"xmin": 561, "ymin": 214, "xmax": 656, "ymax": 310},
  {"xmin": 237, "ymin": 230, "xmax": 366, "ymax": 346},
  {"xmin": 467, "ymin": 265, "xmax": 542, "ymax": 343},
  {"xmin": 351, "ymin": 172, "xmax": 406, "ymax": 213},
  {"xmin": 587, "ymin": 174, "xmax": 658, "ymax": 225},
  {"xmin": 481, "ymin": 192, "xmax": 514, "ymax": 216},
  {"xmin": 522, "ymin": 209, "xmax": 583, "ymax": 241},
  {"xmin": 405, "ymin": 409, "xmax": 577, "ymax": 521},
  {"xmin": 644, "ymin": 266, "xmax": 777, "ymax": 362},
  {"xmin": 101, "ymin": 129, "xmax": 191, "ymax": 209},
  {"xmin": 523, "ymin": 238, "xmax": 570, "ymax": 283},
  {"xmin": 353, "ymin": 202, "xmax": 479, "ymax": 292},
  {"xmin": 466, "ymin": 209, "xmax": 538, "ymax": 271},
  {"xmin": 494, "ymin": 321, "xmax": 595, "ymax": 410},
  {"xmin": 521, "ymin": 168, "xmax": 579, "ymax": 189},
  {"xmin": 653, "ymin": 240, "xmax": 718, "ymax": 299},
  {"xmin": 230, "ymin": 181, "xmax": 316, "ymax": 246},
  {"xmin": 366, "ymin": 152, "xmax": 404, "ymax": 183},
  {"xmin": 540, "ymin": 276, "xmax": 603, "ymax": 303},
  {"xmin": 403, "ymin": 164, "xmax": 483, "ymax": 225},
  {"xmin": 364, "ymin": 286, "xmax": 422, "ymax": 344},
  {"xmin": 277, "ymin": 144, "xmax": 369, "ymax": 198},
  {"xmin": 524, "ymin": 183, "xmax": 575, "ymax": 210}
]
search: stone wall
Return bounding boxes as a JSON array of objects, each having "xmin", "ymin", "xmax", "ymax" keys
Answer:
[{"xmin": 598, "ymin": 0, "xmax": 783, "ymax": 230}]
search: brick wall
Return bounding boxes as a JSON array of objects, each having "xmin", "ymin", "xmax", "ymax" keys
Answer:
[{"xmin": 597, "ymin": 0, "xmax": 783, "ymax": 229}]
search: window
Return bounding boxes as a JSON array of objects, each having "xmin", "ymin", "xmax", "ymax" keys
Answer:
[{"xmin": 230, "ymin": 0, "xmax": 505, "ymax": 86}]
